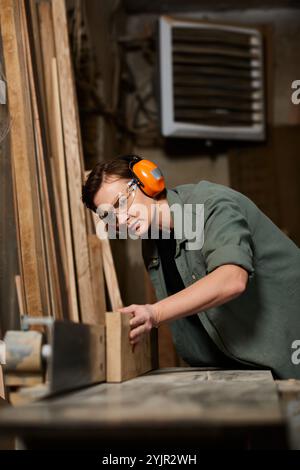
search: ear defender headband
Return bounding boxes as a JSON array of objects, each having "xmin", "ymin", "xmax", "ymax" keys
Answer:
[{"xmin": 127, "ymin": 155, "xmax": 165, "ymax": 198}]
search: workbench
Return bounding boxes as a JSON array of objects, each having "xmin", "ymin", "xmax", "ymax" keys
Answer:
[{"xmin": 0, "ymin": 368, "xmax": 287, "ymax": 450}]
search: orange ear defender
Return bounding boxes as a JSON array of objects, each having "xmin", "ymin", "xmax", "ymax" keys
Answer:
[{"xmin": 128, "ymin": 156, "xmax": 165, "ymax": 198}]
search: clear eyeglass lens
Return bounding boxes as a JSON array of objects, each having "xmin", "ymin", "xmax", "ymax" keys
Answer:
[
  {"xmin": 115, "ymin": 186, "xmax": 136, "ymax": 214},
  {"xmin": 97, "ymin": 183, "xmax": 136, "ymax": 220},
  {"xmin": 117, "ymin": 195, "xmax": 128, "ymax": 211}
]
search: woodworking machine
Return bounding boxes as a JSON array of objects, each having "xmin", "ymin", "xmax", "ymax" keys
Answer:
[{"xmin": 3, "ymin": 317, "xmax": 105, "ymax": 400}]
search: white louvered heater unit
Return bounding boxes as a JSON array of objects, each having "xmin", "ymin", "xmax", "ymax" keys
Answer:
[{"xmin": 159, "ymin": 16, "xmax": 265, "ymax": 141}]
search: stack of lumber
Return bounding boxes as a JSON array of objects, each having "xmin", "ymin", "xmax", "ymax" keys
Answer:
[
  {"xmin": 0, "ymin": 0, "xmax": 105, "ymax": 325},
  {"xmin": 0, "ymin": 0, "xmax": 155, "ymax": 383}
]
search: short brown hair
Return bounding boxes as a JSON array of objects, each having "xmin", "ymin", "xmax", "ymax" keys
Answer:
[{"xmin": 82, "ymin": 155, "xmax": 138, "ymax": 212}]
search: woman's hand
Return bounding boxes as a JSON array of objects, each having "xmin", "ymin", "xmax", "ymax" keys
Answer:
[{"xmin": 118, "ymin": 304, "xmax": 159, "ymax": 346}]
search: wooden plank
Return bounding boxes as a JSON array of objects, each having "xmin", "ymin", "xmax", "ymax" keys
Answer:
[
  {"xmin": 20, "ymin": 0, "xmax": 62, "ymax": 319},
  {"xmin": 90, "ymin": 199, "xmax": 154, "ymax": 381},
  {"xmin": 88, "ymin": 235, "xmax": 106, "ymax": 325},
  {"xmin": 27, "ymin": 0, "xmax": 46, "ymax": 114},
  {"xmin": 17, "ymin": 0, "xmax": 51, "ymax": 317},
  {"xmin": 0, "ymin": 365, "xmax": 4, "ymax": 400},
  {"xmin": 52, "ymin": 0, "xmax": 95, "ymax": 323},
  {"xmin": 101, "ymin": 238, "xmax": 123, "ymax": 311},
  {"xmin": 15, "ymin": 275, "xmax": 26, "ymax": 317},
  {"xmin": 0, "ymin": 338, "xmax": 6, "ymax": 396},
  {"xmin": 0, "ymin": 0, "xmax": 43, "ymax": 316},
  {"xmin": 92, "ymin": 214, "xmax": 123, "ymax": 311},
  {"xmin": 37, "ymin": 0, "xmax": 69, "ymax": 292},
  {"xmin": 0, "ymin": 114, "xmax": 19, "ymax": 334},
  {"xmin": 49, "ymin": 157, "xmax": 69, "ymax": 304},
  {"xmin": 105, "ymin": 311, "xmax": 153, "ymax": 382},
  {"xmin": 10, "ymin": 147, "xmax": 26, "ymax": 316},
  {"xmin": 51, "ymin": 58, "xmax": 79, "ymax": 322},
  {"xmin": 38, "ymin": 0, "xmax": 60, "ymax": 194}
]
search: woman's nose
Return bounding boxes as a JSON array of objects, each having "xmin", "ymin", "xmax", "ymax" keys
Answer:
[{"xmin": 117, "ymin": 212, "xmax": 129, "ymax": 225}]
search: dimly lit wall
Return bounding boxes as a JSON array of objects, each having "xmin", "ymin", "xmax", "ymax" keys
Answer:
[{"xmin": 123, "ymin": 7, "xmax": 300, "ymax": 305}]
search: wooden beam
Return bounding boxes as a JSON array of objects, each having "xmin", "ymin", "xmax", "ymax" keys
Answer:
[
  {"xmin": 106, "ymin": 311, "xmax": 153, "ymax": 382},
  {"xmin": 0, "ymin": 0, "xmax": 43, "ymax": 316},
  {"xmin": 0, "ymin": 365, "xmax": 4, "ymax": 400},
  {"xmin": 20, "ymin": 0, "xmax": 63, "ymax": 319},
  {"xmin": 18, "ymin": 0, "xmax": 52, "ymax": 317},
  {"xmin": 90, "ymin": 211, "xmax": 155, "ymax": 381},
  {"xmin": 51, "ymin": 58, "xmax": 79, "ymax": 322},
  {"xmin": 88, "ymin": 235, "xmax": 106, "ymax": 325},
  {"xmin": 15, "ymin": 275, "xmax": 26, "ymax": 318},
  {"xmin": 0, "ymin": 115, "xmax": 19, "ymax": 333},
  {"xmin": 92, "ymin": 214, "xmax": 123, "ymax": 311},
  {"xmin": 38, "ymin": 0, "xmax": 60, "ymax": 192},
  {"xmin": 52, "ymin": 0, "xmax": 95, "ymax": 323}
]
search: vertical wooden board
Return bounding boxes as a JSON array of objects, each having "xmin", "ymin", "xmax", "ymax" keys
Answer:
[
  {"xmin": 105, "ymin": 312, "xmax": 121, "ymax": 382},
  {"xmin": 15, "ymin": 275, "xmax": 26, "ymax": 318},
  {"xmin": 19, "ymin": 0, "xmax": 52, "ymax": 317},
  {"xmin": 17, "ymin": 0, "xmax": 51, "ymax": 317},
  {"xmin": 0, "ymin": 365, "xmax": 4, "ymax": 400},
  {"xmin": 101, "ymin": 237, "xmax": 123, "ymax": 311},
  {"xmin": 0, "ymin": 0, "xmax": 43, "ymax": 316},
  {"xmin": 38, "ymin": 1, "xmax": 59, "ymax": 182},
  {"xmin": 0, "ymin": 122, "xmax": 19, "ymax": 334},
  {"xmin": 51, "ymin": 0, "xmax": 95, "ymax": 323},
  {"xmin": 49, "ymin": 158, "xmax": 69, "ymax": 300},
  {"xmin": 88, "ymin": 235, "xmax": 106, "ymax": 325},
  {"xmin": 20, "ymin": 0, "xmax": 63, "ymax": 319},
  {"xmin": 27, "ymin": 0, "xmax": 46, "ymax": 112},
  {"xmin": 105, "ymin": 311, "xmax": 153, "ymax": 383},
  {"xmin": 92, "ymin": 214, "xmax": 123, "ymax": 311},
  {"xmin": 51, "ymin": 58, "xmax": 79, "ymax": 322}
]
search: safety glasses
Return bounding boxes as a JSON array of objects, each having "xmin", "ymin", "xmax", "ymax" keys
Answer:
[{"xmin": 96, "ymin": 180, "xmax": 137, "ymax": 222}]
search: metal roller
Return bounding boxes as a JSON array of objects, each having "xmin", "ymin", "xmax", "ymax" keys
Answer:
[{"xmin": 4, "ymin": 330, "xmax": 44, "ymax": 373}]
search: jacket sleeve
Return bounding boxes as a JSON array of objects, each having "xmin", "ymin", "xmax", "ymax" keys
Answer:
[{"xmin": 201, "ymin": 194, "xmax": 255, "ymax": 277}]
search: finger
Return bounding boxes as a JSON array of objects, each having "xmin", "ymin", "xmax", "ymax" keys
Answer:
[
  {"xmin": 130, "ymin": 336, "xmax": 142, "ymax": 346},
  {"xmin": 118, "ymin": 304, "xmax": 136, "ymax": 314},
  {"xmin": 129, "ymin": 315, "xmax": 145, "ymax": 328},
  {"xmin": 129, "ymin": 324, "xmax": 145, "ymax": 341}
]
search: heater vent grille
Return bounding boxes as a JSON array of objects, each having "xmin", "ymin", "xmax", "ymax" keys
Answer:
[{"xmin": 159, "ymin": 17, "xmax": 265, "ymax": 141}]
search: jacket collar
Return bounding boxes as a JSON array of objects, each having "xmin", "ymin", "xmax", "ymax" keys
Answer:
[
  {"xmin": 142, "ymin": 187, "xmax": 188, "ymax": 267},
  {"xmin": 166, "ymin": 188, "xmax": 188, "ymax": 255}
]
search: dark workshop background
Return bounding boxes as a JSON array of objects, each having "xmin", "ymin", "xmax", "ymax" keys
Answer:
[{"xmin": 1, "ymin": 0, "xmax": 300, "ymax": 366}]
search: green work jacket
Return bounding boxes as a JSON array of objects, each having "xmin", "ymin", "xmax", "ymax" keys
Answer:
[{"xmin": 142, "ymin": 181, "xmax": 300, "ymax": 379}]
